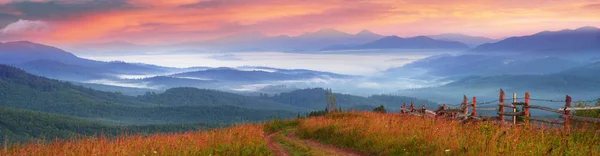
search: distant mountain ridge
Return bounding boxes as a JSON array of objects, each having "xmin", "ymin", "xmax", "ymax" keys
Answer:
[
  {"xmin": 471, "ymin": 26, "xmax": 600, "ymax": 53},
  {"xmin": 322, "ymin": 36, "xmax": 470, "ymax": 51},
  {"xmin": 175, "ymin": 28, "xmax": 384, "ymax": 52},
  {"xmin": 385, "ymin": 54, "xmax": 583, "ymax": 77},
  {"xmin": 170, "ymin": 67, "xmax": 351, "ymax": 82},
  {"xmin": 0, "ymin": 41, "xmax": 199, "ymax": 82},
  {"xmin": 428, "ymin": 33, "xmax": 499, "ymax": 47}
]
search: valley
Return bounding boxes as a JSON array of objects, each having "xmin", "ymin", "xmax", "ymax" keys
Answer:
[{"xmin": 0, "ymin": 2, "xmax": 599, "ymax": 153}]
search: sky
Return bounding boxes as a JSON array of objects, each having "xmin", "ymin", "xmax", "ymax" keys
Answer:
[{"xmin": 0, "ymin": 0, "xmax": 599, "ymax": 45}]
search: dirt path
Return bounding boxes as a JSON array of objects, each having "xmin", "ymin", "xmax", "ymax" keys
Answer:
[
  {"xmin": 265, "ymin": 129, "xmax": 366, "ymax": 156},
  {"xmin": 287, "ymin": 131, "xmax": 366, "ymax": 156},
  {"xmin": 265, "ymin": 132, "xmax": 290, "ymax": 156}
]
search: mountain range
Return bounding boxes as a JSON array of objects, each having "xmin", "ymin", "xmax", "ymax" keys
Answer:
[
  {"xmin": 322, "ymin": 36, "xmax": 470, "ymax": 51},
  {"xmin": 174, "ymin": 29, "xmax": 385, "ymax": 52},
  {"xmin": 471, "ymin": 26, "xmax": 600, "ymax": 54},
  {"xmin": 2, "ymin": 26, "xmax": 600, "ymax": 99},
  {"xmin": 427, "ymin": 33, "xmax": 499, "ymax": 47},
  {"xmin": 386, "ymin": 54, "xmax": 583, "ymax": 77},
  {"xmin": 63, "ymin": 26, "xmax": 600, "ymax": 54}
]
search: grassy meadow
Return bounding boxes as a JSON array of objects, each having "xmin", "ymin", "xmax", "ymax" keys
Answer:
[
  {"xmin": 1, "ymin": 124, "xmax": 271, "ymax": 156},
  {"xmin": 2, "ymin": 112, "xmax": 600, "ymax": 155},
  {"xmin": 296, "ymin": 112, "xmax": 600, "ymax": 155}
]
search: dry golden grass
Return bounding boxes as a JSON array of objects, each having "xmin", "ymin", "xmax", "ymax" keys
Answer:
[
  {"xmin": 296, "ymin": 112, "xmax": 600, "ymax": 155},
  {"xmin": 4, "ymin": 112, "xmax": 600, "ymax": 155},
  {"xmin": 1, "ymin": 124, "xmax": 271, "ymax": 156}
]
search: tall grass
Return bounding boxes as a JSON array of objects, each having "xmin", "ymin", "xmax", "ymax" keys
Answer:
[
  {"xmin": 296, "ymin": 112, "xmax": 600, "ymax": 155},
  {"xmin": 1, "ymin": 124, "xmax": 271, "ymax": 156},
  {"xmin": 264, "ymin": 118, "xmax": 300, "ymax": 133}
]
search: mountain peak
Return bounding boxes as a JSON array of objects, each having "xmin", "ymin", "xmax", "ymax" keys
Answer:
[
  {"xmin": 355, "ymin": 29, "xmax": 383, "ymax": 38},
  {"xmin": 412, "ymin": 36, "xmax": 434, "ymax": 40},
  {"xmin": 4, "ymin": 40, "xmax": 37, "ymax": 45},
  {"xmin": 356, "ymin": 29, "xmax": 375, "ymax": 35},
  {"xmin": 2, "ymin": 41, "xmax": 45, "ymax": 48},
  {"xmin": 0, "ymin": 40, "xmax": 68, "ymax": 54},
  {"xmin": 575, "ymin": 26, "xmax": 600, "ymax": 32},
  {"xmin": 300, "ymin": 28, "xmax": 351, "ymax": 38},
  {"xmin": 430, "ymin": 33, "xmax": 469, "ymax": 38}
]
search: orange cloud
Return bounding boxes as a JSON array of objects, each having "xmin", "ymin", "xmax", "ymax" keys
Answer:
[{"xmin": 0, "ymin": 0, "xmax": 598, "ymax": 44}]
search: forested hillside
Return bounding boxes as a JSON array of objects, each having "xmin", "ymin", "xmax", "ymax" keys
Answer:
[
  {"xmin": 0, "ymin": 106, "xmax": 221, "ymax": 144},
  {"xmin": 138, "ymin": 87, "xmax": 304, "ymax": 111},
  {"xmin": 0, "ymin": 64, "xmax": 297, "ymax": 125},
  {"xmin": 268, "ymin": 88, "xmax": 437, "ymax": 111}
]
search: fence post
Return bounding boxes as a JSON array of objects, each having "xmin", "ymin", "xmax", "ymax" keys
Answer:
[
  {"xmin": 463, "ymin": 95, "xmax": 469, "ymax": 120},
  {"xmin": 422, "ymin": 104, "xmax": 426, "ymax": 114},
  {"xmin": 472, "ymin": 96, "xmax": 477, "ymax": 116},
  {"xmin": 442, "ymin": 104, "xmax": 446, "ymax": 116},
  {"xmin": 402, "ymin": 102, "xmax": 406, "ymax": 114},
  {"xmin": 564, "ymin": 95, "xmax": 572, "ymax": 131},
  {"xmin": 499, "ymin": 89, "xmax": 505, "ymax": 122},
  {"xmin": 410, "ymin": 102, "xmax": 414, "ymax": 113},
  {"xmin": 513, "ymin": 93, "xmax": 517, "ymax": 125},
  {"xmin": 524, "ymin": 92, "xmax": 530, "ymax": 124}
]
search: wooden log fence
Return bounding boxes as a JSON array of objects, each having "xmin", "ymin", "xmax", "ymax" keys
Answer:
[{"xmin": 398, "ymin": 89, "xmax": 600, "ymax": 131}]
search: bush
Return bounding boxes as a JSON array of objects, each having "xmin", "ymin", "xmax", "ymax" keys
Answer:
[
  {"xmin": 307, "ymin": 109, "xmax": 327, "ymax": 117},
  {"xmin": 373, "ymin": 105, "xmax": 386, "ymax": 113}
]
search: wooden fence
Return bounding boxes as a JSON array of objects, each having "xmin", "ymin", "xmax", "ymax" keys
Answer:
[{"xmin": 400, "ymin": 89, "xmax": 600, "ymax": 128}]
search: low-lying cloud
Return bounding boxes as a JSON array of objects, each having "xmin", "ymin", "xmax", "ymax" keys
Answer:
[{"xmin": 1, "ymin": 19, "xmax": 48, "ymax": 34}]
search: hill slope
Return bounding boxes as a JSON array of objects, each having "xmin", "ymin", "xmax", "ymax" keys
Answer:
[
  {"xmin": 0, "ymin": 106, "xmax": 220, "ymax": 144},
  {"xmin": 0, "ymin": 64, "xmax": 296, "ymax": 124}
]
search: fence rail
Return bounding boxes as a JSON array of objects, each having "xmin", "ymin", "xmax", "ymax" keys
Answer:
[
  {"xmin": 559, "ymin": 106, "xmax": 600, "ymax": 111},
  {"xmin": 399, "ymin": 89, "xmax": 600, "ymax": 130}
]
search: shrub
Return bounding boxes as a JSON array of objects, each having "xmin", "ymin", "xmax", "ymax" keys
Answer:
[{"xmin": 373, "ymin": 105, "xmax": 386, "ymax": 113}]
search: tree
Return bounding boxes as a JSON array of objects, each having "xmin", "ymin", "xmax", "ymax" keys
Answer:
[
  {"xmin": 373, "ymin": 105, "xmax": 386, "ymax": 113},
  {"xmin": 325, "ymin": 88, "xmax": 337, "ymax": 112}
]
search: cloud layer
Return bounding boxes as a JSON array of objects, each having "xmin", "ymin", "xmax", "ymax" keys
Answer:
[{"xmin": 0, "ymin": 0, "xmax": 598, "ymax": 44}]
